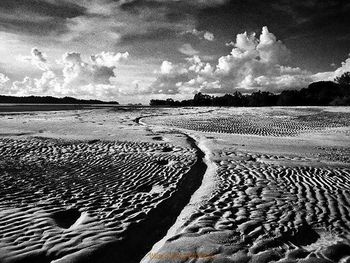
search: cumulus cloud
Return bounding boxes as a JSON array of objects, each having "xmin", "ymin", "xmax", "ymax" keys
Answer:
[
  {"xmin": 312, "ymin": 57, "xmax": 350, "ymax": 82},
  {"xmin": 0, "ymin": 73, "xmax": 12, "ymax": 94},
  {"xmin": 59, "ymin": 52, "xmax": 116, "ymax": 87},
  {"xmin": 90, "ymin": 51, "xmax": 129, "ymax": 67},
  {"xmin": 12, "ymin": 77, "xmax": 34, "ymax": 94},
  {"xmin": 0, "ymin": 73, "xmax": 9, "ymax": 85},
  {"xmin": 3, "ymin": 26, "xmax": 350, "ymax": 102},
  {"xmin": 5, "ymin": 49, "xmax": 131, "ymax": 100},
  {"xmin": 257, "ymin": 27, "xmax": 290, "ymax": 64},
  {"xmin": 148, "ymin": 55, "xmax": 215, "ymax": 94},
  {"xmin": 149, "ymin": 26, "xmax": 317, "ymax": 95}
]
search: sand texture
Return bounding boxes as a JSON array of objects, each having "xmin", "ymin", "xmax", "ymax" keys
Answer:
[
  {"xmin": 146, "ymin": 151, "xmax": 350, "ymax": 263},
  {"xmin": 141, "ymin": 107, "xmax": 350, "ymax": 263},
  {"xmin": 0, "ymin": 137, "xmax": 197, "ymax": 262},
  {"xmin": 145, "ymin": 107, "xmax": 350, "ymax": 137},
  {"xmin": 0, "ymin": 106, "xmax": 350, "ymax": 263}
]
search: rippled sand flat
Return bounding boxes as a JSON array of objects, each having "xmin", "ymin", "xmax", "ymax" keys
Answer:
[
  {"xmin": 0, "ymin": 137, "xmax": 197, "ymax": 262},
  {"xmin": 145, "ymin": 107, "xmax": 350, "ymax": 137},
  {"xmin": 148, "ymin": 152, "xmax": 350, "ymax": 262},
  {"xmin": 1, "ymin": 106, "xmax": 350, "ymax": 263},
  {"xmin": 143, "ymin": 107, "xmax": 350, "ymax": 263}
]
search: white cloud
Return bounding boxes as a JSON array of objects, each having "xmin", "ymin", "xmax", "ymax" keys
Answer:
[
  {"xmin": 8, "ymin": 72, "xmax": 63, "ymax": 96},
  {"xmin": 235, "ymin": 32, "xmax": 257, "ymax": 51},
  {"xmin": 4, "ymin": 49, "xmax": 134, "ymax": 100},
  {"xmin": 90, "ymin": 51, "xmax": 129, "ymax": 67},
  {"xmin": 148, "ymin": 55, "xmax": 216, "ymax": 94},
  {"xmin": 2, "ymin": 25, "xmax": 350, "ymax": 102},
  {"xmin": 59, "ymin": 52, "xmax": 116, "ymax": 87},
  {"xmin": 12, "ymin": 77, "xmax": 35, "ymax": 94},
  {"xmin": 203, "ymin": 31, "xmax": 215, "ymax": 41},
  {"xmin": 0, "ymin": 73, "xmax": 12, "ymax": 94},
  {"xmin": 0, "ymin": 73, "xmax": 10, "ymax": 85},
  {"xmin": 179, "ymin": 43, "xmax": 200, "ymax": 56},
  {"xmin": 312, "ymin": 57, "xmax": 350, "ymax": 82},
  {"xmin": 160, "ymin": 61, "xmax": 174, "ymax": 74},
  {"xmin": 184, "ymin": 29, "xmax": 202, "ymax": 38},
  {"xmin": 183, "ymin": 29, "xmax": 215, "ymax": 41},
  {"xmin": 257, "ymin": 26, "xmax": 290, "ymax": 64},
  {"xmin": 148, "ymin": 26, "xmax": 344, "ymax": 95},
  {"xmin": 19, "ymin": 48, "xmax": 49, "ymax": 71}
]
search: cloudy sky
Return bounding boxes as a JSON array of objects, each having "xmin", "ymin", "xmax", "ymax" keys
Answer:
[{"xmin": 0, "ymin": 0, "xmax": 349, "ymax": 103}]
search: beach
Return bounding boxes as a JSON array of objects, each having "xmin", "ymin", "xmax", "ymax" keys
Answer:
[{"xmin": 0, "ymin": 106, "xmax": 350, "ymax": 263}]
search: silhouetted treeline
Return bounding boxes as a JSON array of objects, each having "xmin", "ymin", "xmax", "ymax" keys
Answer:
[
  {"xmin": 150, "ymin": 79, "xmax": 350, "ymax": 107},
  {"xmin": 0, "ymin": 95, "xmax": 119, "ymax": 105}
]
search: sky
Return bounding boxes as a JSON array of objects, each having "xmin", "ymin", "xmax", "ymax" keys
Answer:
[{"xmin": 0, "ymin": 0, "xmax": 349, "ymax": 104}]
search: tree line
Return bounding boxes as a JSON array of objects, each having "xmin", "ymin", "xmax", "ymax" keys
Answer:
[
  {"xmin": 0, "ymin": 95, "xmax": 119, "ymax": 105},
  {"xmin": 150, "ymin": 72, "xmax": 350, "ymax": 107}
]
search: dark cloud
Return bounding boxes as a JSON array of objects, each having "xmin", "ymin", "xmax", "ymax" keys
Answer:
[
  {"xmin": 197, "ymin": 0, "xmax": 294, "ymax": 37},
  {"xmin": 119, "ymin": 0, "xmax": 228, "ymax": 11},
  {"xmin": 283, "ymin": 0, "xmax": 350, "ymax": 38},
  {"xmin": 118, "ymin": 0, "xmax": 192, "ymax": 24},
  {"xmin": 0, "ymin": 0, "xmax": 86, "ymax": 18},
  {"xmin": 118, "ymin": 0, "xmax": 228, "ymax": 23},
  {"xmin": 277, "ymin": 0, "xmax": 350, "ymax": 71},
  {"xmin": 119, "ymin": 0, "xmax": 165, "ymax": 12},
  {"xmin": 119, "ymin": 28, "xmax": 178, "ymax": 45},
  {"xmin": 0, "ymin": 18, "xmax": 68, "ymax": 36},
  {"xmin": 0, "ymin": 0, "xmax": 86, "ymax": 36}
]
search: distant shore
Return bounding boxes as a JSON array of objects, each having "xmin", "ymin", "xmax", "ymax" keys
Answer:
[{"xmin": 0, "ymin": 104, "xmax": 121, "ymax": 112}]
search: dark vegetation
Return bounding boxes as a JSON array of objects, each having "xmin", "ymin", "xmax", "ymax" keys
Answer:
[
  {"xmin": 0, "ymin": 95, "xmax": 118, "ymax": 104},
  {"xmin": 150, "ymin": 72, "xmax": 350, "ymax": 107}
]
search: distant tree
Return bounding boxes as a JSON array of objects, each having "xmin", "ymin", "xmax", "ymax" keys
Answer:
[
  {"xmin": 212, "ymin": 92, "xmax": 243, "ymax": 106},
  {"xmin": 193, "ymin": 92, "xmax": 213, "ymax": 106},
  {"xmin": 335, "ymin": 72, "xmax": 350, "ymax": 86},
  {"xmin": 277, "ymin": 90, "xmax": 302, "ymax": 106},
  {"xmin": 247, "ymin": 91, "xmax": 278, "ymax": 106},
  {"xmin": 300, "ymin": 81, "xmax": 342, "ymax": 105},
  {"xmin": 148, "ymin": 80, "xmax": 350, "ymax": 107},
  {"xmin": 0, "ymin": 95, "xmax": 118, "ymax": 104}
]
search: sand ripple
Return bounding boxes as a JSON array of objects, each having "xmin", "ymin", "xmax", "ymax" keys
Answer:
[
  {"xmin": 146, "ymin": 109, "xmax": 350, "ymax": 137},
  {"xmin": 0, "ymin": 137, "xmax": 196, "ymax": 262},
  {"xmin": 149, "ymin": 151, "xmax": 350, "ymax": 263}
]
